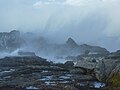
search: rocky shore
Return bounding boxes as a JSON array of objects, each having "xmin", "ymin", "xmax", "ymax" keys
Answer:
[{"xmin": 0, "ymin": 55, "xmax": 108, "ymax": 90}]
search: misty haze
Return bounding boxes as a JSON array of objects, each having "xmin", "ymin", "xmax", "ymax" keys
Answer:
[{"xmin": 0, "ymin": 0, "xmax": 120, "ymax": 90}]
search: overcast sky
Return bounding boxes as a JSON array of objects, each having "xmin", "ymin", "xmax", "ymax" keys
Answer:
[{"xmin": 0, "ymin": 0, "xmax": 120, "ymax": 51}]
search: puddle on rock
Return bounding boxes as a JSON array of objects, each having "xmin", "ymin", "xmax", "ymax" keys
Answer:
[
  {"xmin": 26, "ymin": 86, "xmax": 39, "ymax": 90},
  {"xmin": 77, "ymin": 81, "xmax": 106, "ymax": 89},
  {"xmin": 40, "ymin": 76, "xmax": 53, "ymax": 81}
]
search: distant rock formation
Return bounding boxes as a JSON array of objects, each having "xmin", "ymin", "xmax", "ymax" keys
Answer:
[
  {"xmin": 66, "ymin": 37, "xmax": 78, "ymax": 48},
  {"xmin": 0, "ymin": 30, "xmax": 109, "ymax": 57},
  {"xmin": 79, "ymin": 44, "xmax": 109, "ymax": 55},
  {"xmin": 0, "ymin": 30, "xmax": 22, "ymax": 52}
]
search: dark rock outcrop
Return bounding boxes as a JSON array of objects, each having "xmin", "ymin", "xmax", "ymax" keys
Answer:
[
  {"xmin": 0, "ymin": 56, "xmax": 50, "ymax": 67},
  {"xmin": 18, "ymin": 51, "xmax": 36, "ymax": 56}
]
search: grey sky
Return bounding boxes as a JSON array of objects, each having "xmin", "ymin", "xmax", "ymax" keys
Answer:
[{"xmin": 0, "ymin": 0, "xmax": 120, "ymax": 51}]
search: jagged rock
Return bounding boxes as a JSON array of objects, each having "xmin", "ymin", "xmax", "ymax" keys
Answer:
[
  {"xmin": 0, "ymin": 30, "xmax": 109, "ymax": 57},
  {"xmin": 0, "ymin": 30, "xmax": 22, "ymax": 52},
  {"xmin": 66, "ymin": 37, "xmax": 78, "ymax": 48}
]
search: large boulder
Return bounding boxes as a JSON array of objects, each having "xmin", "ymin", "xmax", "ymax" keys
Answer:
[
  {"xmin": 75, "ymin": 58, "xmax": 98, "ymax": 75},
  {"xmin": 75, "ymin": 58, "xmax": 97, "ymax": 70},
  {"xmin": 74, "ymin": 50, "xmax": 120, "ymax": 83},
  {"xmin": 94, "ymin": 51, "xmax": 120, "ymax": 82},
  {"xmin": 95, "ymin": 59, "xmax": 119, "ymax": 82}
]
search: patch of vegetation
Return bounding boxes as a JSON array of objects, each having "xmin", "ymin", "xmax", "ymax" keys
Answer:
[{"xmin": 107, "ymin": 73, "xmax": 120, "ymax": 87}]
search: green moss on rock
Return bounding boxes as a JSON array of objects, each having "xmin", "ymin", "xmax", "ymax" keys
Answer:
[
  {"xmin": 107, "ymin": 73, "xmax": 120, "ymax": 87},
  {"xmin": 107, "ymin": 64, "xmax": 120, "ymax": 87}
]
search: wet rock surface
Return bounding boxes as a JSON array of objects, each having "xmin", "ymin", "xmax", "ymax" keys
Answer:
[
  {"xmin": 0, "ymin": 56, "xmax": 107, "ymax": 90},
  {"xmin": 73, "ymin": 50, "xmax": 120, "ymax": 89}
]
